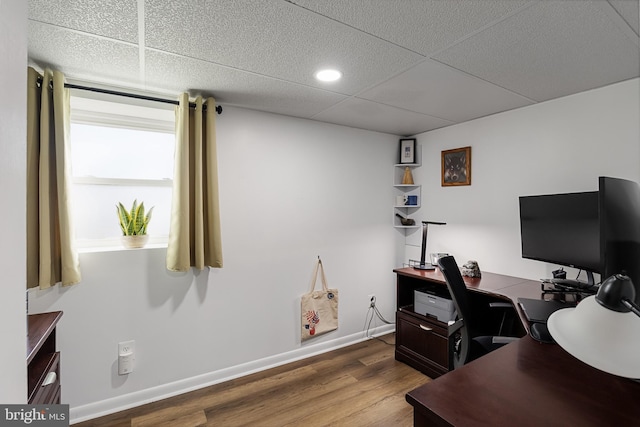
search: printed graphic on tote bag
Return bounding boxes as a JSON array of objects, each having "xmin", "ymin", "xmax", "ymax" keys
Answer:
[
  {"xmin": 304, "ymin": 310, "xmax": 320, "ymax": 336},
  {"xmin": 303, "ymin": 292, "xmax": 335, "ymax": 336}
]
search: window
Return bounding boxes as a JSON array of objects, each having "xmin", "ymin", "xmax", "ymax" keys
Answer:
[{"xmin": 69, "ymin": 94, "xmax": 175, "ymax": 248}]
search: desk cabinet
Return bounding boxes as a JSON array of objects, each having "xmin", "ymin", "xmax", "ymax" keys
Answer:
[
  {"xmin": 395, "ymin": 271, "xmax": 451, "ymax": 378},
  {"xmin": 396, "ymin": 310, "xmax": 449, "ymax": 378},
  {"xmin": 27, "ymin": 311, "xmax": 63, "ymax": 404},
  {"xmin": 394, "ymin": 267, "xmax": 531, "ymax": 378}
]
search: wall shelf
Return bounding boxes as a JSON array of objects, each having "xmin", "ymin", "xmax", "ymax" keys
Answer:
[{"xmin": 393, "ymin": 161, "xmax": 421, "ymax": 229}]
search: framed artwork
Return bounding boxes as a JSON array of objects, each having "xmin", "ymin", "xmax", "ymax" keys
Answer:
[
  {"xmin": 399, "ymin": 138, "xmax": 416, "ymax": 164},
  {"xmin": 441, "ymin": 146, "xmax": 471, "ymax": 186}
]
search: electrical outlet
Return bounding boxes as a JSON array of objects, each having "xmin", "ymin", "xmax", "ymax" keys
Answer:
[
  {"xmin": 368, "ymin": 294, "xmax": 376, "ymax": 307},
  {"xmin": 118, "ymin": 340, "xmax": 135, "ymax": 375},
  {"xmin": 119, "ymin": 340, "xmax": 135, "ymax": 355}
]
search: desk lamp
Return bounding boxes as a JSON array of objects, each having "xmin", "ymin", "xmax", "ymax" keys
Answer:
[
  {"xmin": 548, "ymin": 273, "xmax": 640, "ymax": 379},
  {"xmin": 413, "ymin": 221, "xmax": 446, "ymax": 270}
]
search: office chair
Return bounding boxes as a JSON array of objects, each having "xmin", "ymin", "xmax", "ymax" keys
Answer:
[{"xmin": 437, "ymin": 255, "xmax": 518, "ymax": 370}]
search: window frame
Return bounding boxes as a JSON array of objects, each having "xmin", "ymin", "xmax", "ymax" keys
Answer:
[{"xmin": 69, "ymin": 92, "xmax": 176, "ymax": 250}]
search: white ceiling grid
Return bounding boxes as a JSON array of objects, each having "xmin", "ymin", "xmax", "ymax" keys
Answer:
[{"xmin": 27, "ymin": 0, "xmax": 640, "ymax": 136}]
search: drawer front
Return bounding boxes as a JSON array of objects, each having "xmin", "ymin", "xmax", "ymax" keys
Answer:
[
  {"xmin": 397, "ymin": 312, "xmax": 448, "ymax": 371},
  {"xmin": 30, "ymin": 352, "xmax": 60, "ymax": 405}
]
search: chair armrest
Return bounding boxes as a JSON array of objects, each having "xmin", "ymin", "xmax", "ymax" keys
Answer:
[
  {"xmin": 491, "ymin": 336, "xmax": 519, "ymax": 345},
  {"xmin": 489, "ymin": 302, "xmax": 513, "ymax": 309}
]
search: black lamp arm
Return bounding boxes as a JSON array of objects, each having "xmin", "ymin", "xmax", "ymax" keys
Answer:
[{"xmin": 621, "ymin": 298, "xmax": 640, "ymax": 318}]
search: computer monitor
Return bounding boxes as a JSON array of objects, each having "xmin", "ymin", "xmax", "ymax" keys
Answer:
[
  {"xmin": 519, "ymin": 191, "xmax": 600, "ymax": 286},
  {"xmin": 519, "ymin": 177, "xmax": 640, "ymax": 303},
  {"xmin": 599, "ymin": 176, "xmax": 640, "ymax": 306}
]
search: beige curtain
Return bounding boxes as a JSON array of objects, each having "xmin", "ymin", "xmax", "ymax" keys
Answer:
[
  {"xmin": 26, "ymin": 67, "xmax": 81, "ymax": 289},
  {"xmin": 166, "ymin": 94, "xmax": 223, "ymax": 271}
]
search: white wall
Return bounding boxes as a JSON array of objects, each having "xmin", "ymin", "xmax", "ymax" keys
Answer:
[
  {"xmin": 20, "ymin": 49, "xmax": 639, "ymax": 424},
  {"xmin": 406, "ymin": 78, "xmax": 640, "ymax": 282},
  {"xmin": 28, "ymin": 107, "xmax": 402, "ymax": 422},
  {"xmin": 0, "ymin": 0, "xmax": 27, "ymax": 404}
]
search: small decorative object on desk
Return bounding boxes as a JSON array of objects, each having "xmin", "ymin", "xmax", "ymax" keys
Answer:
[
  {"xmin": 462, "ymin": 260, "xmax": 481, "ymax": 278},
  {"xmin": 402, "ymin": 167, "xmax": 414, "ymax": 185},
  {"xmin": 430, "ymin": 252, "xmax": 449, "ymax": 266}
]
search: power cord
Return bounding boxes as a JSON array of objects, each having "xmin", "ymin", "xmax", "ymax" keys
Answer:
[{"xmin": 363, "ymin": 296, "xmax": 394, "ymax": 345}]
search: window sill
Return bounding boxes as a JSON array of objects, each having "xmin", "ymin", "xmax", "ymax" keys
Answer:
[
  {"xmin": 77, "ymin": 243, "xmax": 167, "ymax": 254},
  {"xmin": 76, "ymin": 237, "xmax": 168, "ymax": 253}
]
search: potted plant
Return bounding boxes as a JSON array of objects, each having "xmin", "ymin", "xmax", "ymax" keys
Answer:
[{"xmin": 117, "ymin": 200, "xmax": 154, "ymax": 249}]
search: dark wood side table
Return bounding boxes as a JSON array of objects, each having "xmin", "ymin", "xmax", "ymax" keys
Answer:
[
  {"xmin": 406, "ymin": 335, "xmax": 640, "ymax": 427},
  {"xmin": 27, "ymin": 311, "xmax": 63, "ymax": 404}
]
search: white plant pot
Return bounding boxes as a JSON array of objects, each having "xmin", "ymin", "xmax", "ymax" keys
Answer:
[{"xmin": 121, "ymin": 235, "xmax": 149, "ymax": 249}]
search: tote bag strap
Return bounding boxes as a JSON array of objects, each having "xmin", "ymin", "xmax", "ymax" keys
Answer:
[{"xmin": 309, "ymin": 258, "xmax": 329, "ymax": 293}]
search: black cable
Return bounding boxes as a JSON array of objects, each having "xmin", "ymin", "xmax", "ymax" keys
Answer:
[
  {"xmin": 363, "ymin": 302, "xmax": 395, "ymax": 345},
  {"xmin": 363, "ymin": 306, "xmax": 375, "ymax": 338},
  {"xmin": 374, "ymin": 305, "xmax": 393, "ymax": 324}
]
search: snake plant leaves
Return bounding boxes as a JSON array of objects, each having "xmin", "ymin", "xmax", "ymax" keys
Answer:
[{"xmin": 116, "ymin": 200, "xmax": 154, "ymax": 236}]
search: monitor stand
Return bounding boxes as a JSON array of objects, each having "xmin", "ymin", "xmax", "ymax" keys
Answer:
[{"xmin": 551, "ymin": 271, "xmax": 596, "ymax": 290}]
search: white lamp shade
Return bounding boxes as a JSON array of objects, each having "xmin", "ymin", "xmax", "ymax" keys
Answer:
[{"xmin": 548, "ymin": 296, "xmax": 640, "ymax": 378}]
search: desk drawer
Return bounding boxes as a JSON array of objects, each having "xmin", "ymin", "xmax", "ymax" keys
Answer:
[{"xmin": 396, "ymin": 311, "xmax": 448, "ymax": 378}]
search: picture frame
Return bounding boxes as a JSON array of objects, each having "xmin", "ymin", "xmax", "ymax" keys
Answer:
[
  {"xmin": 441, "ymin": 146, "xmax": 471, "ymax": 186},
  {"xmin": 399, "ymin": 138, "xmax": 416, "ymax": 164}
]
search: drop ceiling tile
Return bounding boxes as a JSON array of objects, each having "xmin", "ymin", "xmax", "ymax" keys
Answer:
[
  {"xmin": 289, "ymin": 0, "xmax": 532, "ymax": 55},
  {"xmin": 608, "ymin": 0, "xmax": 640, "ymax": 36},
  {"xmin": 433, "ymin": 1, "xmax": 640, "ymax": 102},
  {"xmin": 144, "ymin": 0, "xmax": 423, "ymax": 95},
  {"xmin": 312, "ymin": 98, "xmax": 454, "ymax": 136},
  {"xmin": 145, "ymin": 51, "xmax": 348, "ymax": 119},
  {"xmin": 28, "ymin": 0, "xmax": 138, "ymax": 43},
  {"xmin": 28, "ymin": 22, "xmax": 140, "ymax": 86},
  {"xmin": 359, "ymin": 60, "xmax": 534, "ymax": 123}
]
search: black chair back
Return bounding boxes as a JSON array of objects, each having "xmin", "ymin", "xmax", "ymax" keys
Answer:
[
  {"xmin": 438, "ymin": 255, "xmax": 474, "ymax": 368},
  {"xmin": 439, "ymin": 256, "xmax": 479, "ymax": 332},
  {"xmin": 439, "ymin": 255, "xmax": 518, "ymax": 369}
]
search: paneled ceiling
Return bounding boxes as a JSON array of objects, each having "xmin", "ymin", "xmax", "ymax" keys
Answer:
[{"xmin": 28, "ymin": 0, "xmax": 640, "ymax": 136}]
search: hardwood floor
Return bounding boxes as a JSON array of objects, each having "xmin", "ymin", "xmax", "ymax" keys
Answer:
[{"xmin": 75, "ymin": 334, "xmax": 430, "ymax": 427}]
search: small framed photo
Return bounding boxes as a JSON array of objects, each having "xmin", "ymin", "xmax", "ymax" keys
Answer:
[
  {"xmin": 399, "ymin": 138, "xmax": 416, "ymax": 164},
  {"xmin": 442, "ymin": 146, "xmax": 471, "ymax": 186}
]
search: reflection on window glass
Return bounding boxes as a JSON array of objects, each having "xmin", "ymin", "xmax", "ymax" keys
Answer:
[{"xmin": 71, "ymin": 124, "xmax": 175, "ymax": 180}]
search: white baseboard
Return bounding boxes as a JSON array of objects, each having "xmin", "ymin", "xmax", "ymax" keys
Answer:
[{"xmin": 70, "ymin": 325, "xmax": 395, "ymax": 424}]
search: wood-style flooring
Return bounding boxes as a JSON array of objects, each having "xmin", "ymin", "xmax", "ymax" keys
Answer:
[{"xmin": 74, "ymin": 333, "xmax": 429, "ymax": 427}]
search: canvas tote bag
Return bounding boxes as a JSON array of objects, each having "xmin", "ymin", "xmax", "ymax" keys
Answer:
[{"xmin": 301, "ymin": 258, "xmax": 338, "ymax": 341}]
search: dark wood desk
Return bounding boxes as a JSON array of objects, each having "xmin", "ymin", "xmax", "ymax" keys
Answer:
[
  {"xmin": 398, "ymin": 267, "xmax": 640, "ymax": 426},
  {"xmin": 406, "ymin": 335, "xmax": 640, "ymax": 427},
  {"xmin": 394, "ymin": 267, "xmax": 541, "ymax": 377}
]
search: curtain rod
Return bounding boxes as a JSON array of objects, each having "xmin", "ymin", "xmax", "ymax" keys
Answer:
[{"xmin": 36, "ymin": 77, "xmax": 222, "ymax": 114}]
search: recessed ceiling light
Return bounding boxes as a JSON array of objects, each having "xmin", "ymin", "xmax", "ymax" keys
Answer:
[{"xmin": 315, "ymin": 69, "xmax": 342, "ymax": 82}]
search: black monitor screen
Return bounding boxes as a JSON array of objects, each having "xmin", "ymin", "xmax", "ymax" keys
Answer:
[
  {"xmin": 599, "ymin": 176, "xmax": 640, "ymax": 305},
  {"xmin": 519, "ymin": 192, "xmax": 600, "ymax": 273}
]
